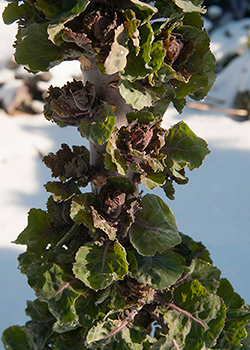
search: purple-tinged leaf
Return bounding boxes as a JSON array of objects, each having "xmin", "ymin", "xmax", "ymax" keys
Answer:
[
  {"xmin": 73, "ymin": 241, "xmax": 128, "ymax": 291},
  {"xmin": 133, "ymin": 249, "xmax": 184, "ymax": 290},
  {"xmin": 163, "ymin": 121, "xmax": 210, "ymax": 176},
  {"xmin": 14, "ymin": 208, "xmax": 51, "ymax": 253},
  {"xmin": 129, "ymin": 194, "xmax": 181, "ymax": 256}
]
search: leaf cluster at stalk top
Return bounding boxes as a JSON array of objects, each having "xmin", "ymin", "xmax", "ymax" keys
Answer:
[{"xmin": 3, "ymin": 0, "xmax": 215, "ymax": 113}]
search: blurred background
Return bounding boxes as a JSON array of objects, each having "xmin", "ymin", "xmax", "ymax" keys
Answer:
[{"xmin": 0, "ymin": 1, "xmax": 250, "ymax": 348}]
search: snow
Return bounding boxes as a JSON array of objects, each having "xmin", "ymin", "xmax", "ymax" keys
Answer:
[
  {"xmin": 0, "ymin": 1, "xmax": 250, "ymax": 347},
  {"xmin": 210, "ymin": 18, "xmax": 250, "ymax": 64}
]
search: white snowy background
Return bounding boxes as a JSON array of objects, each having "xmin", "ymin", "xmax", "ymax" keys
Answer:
[{"xmin": 0, "ymin": 1, "xmax": 250, "ymax": 348}]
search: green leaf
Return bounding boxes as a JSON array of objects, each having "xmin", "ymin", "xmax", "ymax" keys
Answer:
[
  {"xmin": 129, "ymin": 194, "xmax": 181, "ymax": 256},
  {"xmin": 107, "ymin": 177, "xmax": 136, "ymax": 195},
  {"xmin": 172, "ymin": 25, "xmax": 215, "ymax": 100},
  {"xmin": 190, "ymin": 51, "xmax": 217, "ymax": 101},
  {"xmin": 126, "ymin": 110, "xmax": 156, "ymax": 125},
  {"xmin": 127, "ymin": 250, "xmax": 138, "ymax": 278},
  {"xmin": 53, "ymin": 328, "xmax": 87, "ymax": 349},
  {"xmin": 119, "ymin": 79, "xmax": 165, "ymax": 110},
  {"xmin": 46, "ymin": 196, "xmax": 72, "ymax": 229},
  {"xmin": 57, "ymin": 0, "xmax": 90, "ymax": 21},
  {"xmin": 123, "ymin": 9, "xmax": 140, "ymax": 52},
  {"xmin": 86, "ymin": 320, "xmax": 146, "ymax": 349},
  {"xmin": 31, "ymin": 262, "xmax": 82, "ymax": 329},
  {"xmin": 45, "ymin": 181, "xmax": 79, "ymax": 202},
  {"xmin": 22, "ymin": 249, "xmax": 83, "ymax": 305},
  {"xmin": 242, "ymin": 320, "xmax": 250, "ymax": 349},
  {"xmin": 75, "ymin": 295, "xmax": 100, "ymax": 331},
  {"xmin": 163, "ymin": 121, "xmax": 210, "ymax": 175},
  {"xmin": 105, "ymin": 151, "xmax": 119, "ymax": 172},
  {"xmin": 148, "ymin": 99, "xmax": 170, "ymax": 118},
  {"xmin": 123, "ymin": 22, "xmax": 153, "ymax": 82},
  {"xmin": 182, "ymin": 11, "xmax": 204, "ymax": 28},
  {"xmin": 148, "ymin": 41, "xmax": 166, "ymax": 74},
  {"xmin": 183, "ymin": 259, "xmax": 221, "ymax": 294},
  {"xmin": 133, "ymin": 249, "xmax": 183, "ymax": 290},
  {"xmin": 70, "ymin": 193, "xmax": 98, "ymax": 232},
  {"xmin": 162, "ymin": 280, "xmax": 226, "ymax": 349},
  {"xmin": 172, "ymin": 97, "xmax": 187, "ymax": 114},
  {"xmin": 161, "ymin": 180, "xmax": 175, "ymax": 200},
  {"xmin": 157, "ymin": 63, "xmax": 188, "ymax": 84},
  {"xmin": 174, "ymin": 232, "xmax": 212, "ymax": 265},
  {"xmin": 110, "ymin": 285, "xmax": 127, "ymax": 310},
  {"xmin": 130, "ymin": 0, "xmax": 157, "ymax": 21},
  {"xmin": 173, "ymin": 0, "xmax": 206, "ymax": 14},
  {"xmin": 105, "ymin": 133, "xmax": 128, "ymax": 175},
  {"xmin": 215, "ymin": 278, "xmax": 250, "ymax": 350},
  {"xmin": 2, "ymin": 326, "xmax": 31, "ymax": 350},
  {"xmin": 119, "ymin": 79, "xmax": 154, "ymax": 110},
  {"xmin": 2, "ymin": 2, "xmax": 27, "ymax": 24},
  {"xmin": 15, "ymin": 23, "xmax": 79, "ymax": 73},
  {"xmin": 91, "ymin": 207, "xmax": 117, "ymax": 240},
  {"xmin": 26, "ymin": 299, "xmax": 53, "ymax": 321},
  {"xmin": 73, "ymin": 241, "xmax": 129, "ymax": 291},
  {"xmin": 34, "ymin": 0, "xmax": 89, "ymax": 21},
  {"xmin": 78, "ymin": 103, "xmax": 116, "ymax": 145},
  {"xmin": 24, "ymin": 299, "xmax": 55, "ymax": 350},
  {"xmin": 52, "ymin": 319, "xmax": 79, "ymax": 333},
  {"xmin": 47, "ymin": 23, "xmax": 65, "ymax": 45},
  {"xmin": 151, "ymin": 336, "xmax": 183, "ymax": 350},
  {"xmin": 14, "ymin": 208, "xmax": 51, "ymax": 253},
  {"xmin": 104, "ymin": 27, "xmax": 129, "ymax": 75},
  {"xmin": 141, "ymin": 171, "xmax": 166, "ymax": 190}
]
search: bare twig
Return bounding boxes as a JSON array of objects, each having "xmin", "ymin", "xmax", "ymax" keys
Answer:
[{"xmin": 187, "ymin": 101, "xmax": 248, "ymax": 117}]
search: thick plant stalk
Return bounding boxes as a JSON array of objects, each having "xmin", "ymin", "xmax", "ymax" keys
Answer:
[
  {"xmin": 80, "ymin": 56, "xmax": 132, "ymax": 127},
  {"xmin": 80, "ymin": 56, "xmax": 132, "ymax": 194}
]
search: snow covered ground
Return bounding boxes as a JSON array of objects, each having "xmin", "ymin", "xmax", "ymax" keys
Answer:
[{"xmin": 1, "ymin": 2, "xmax": 250, "ymax": 347}]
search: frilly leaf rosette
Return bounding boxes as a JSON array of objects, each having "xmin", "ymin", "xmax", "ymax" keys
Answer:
[
  {"xmin": 3, "ymin": 0, "xmax": 215, "ymax": 113},
  {"xmin": 106, "ymin": 115, "xmax": 210, "ymax": 193},
  {"xmin": 43, "ymin": 144, "xmax": 90, "ymax": 182},
  {"xmin": 116, "ymin": 0, "xmax": 215, "ymax": 111},
  {"xmin": 44, "ymin": 79, "xmax": 116, "ymax": 144},
  {"xmin": 119, "ymin": 19, "xmax": 215, "ymax": 111},
  {"xmin": 105, "ymin": 111, "xmax": 166, "ymax": 190},
  {"xmin": 44, "ymin": 80, "xmax": 97, "ymax": 127},
  {"xmin": 2, "ymin": 0, "xmax": 155, "ymax": 72},
  {"xmin": 69, "ymin": 177, "xmax": 138, "ymax": 241},
  {"xmin": 43, "ymin": 143, "xmax": 90, "ymax": 202}
]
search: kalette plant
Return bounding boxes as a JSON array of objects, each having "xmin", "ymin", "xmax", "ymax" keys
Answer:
[{"xmin": 2, "ymin": 0, "xmax": 250, "ymax": 349}]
